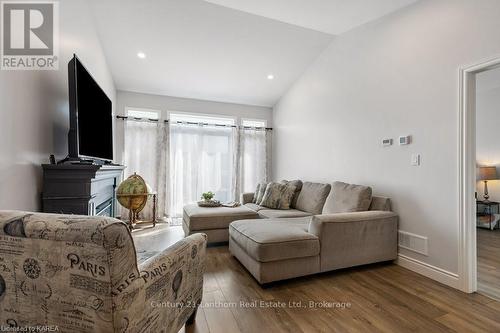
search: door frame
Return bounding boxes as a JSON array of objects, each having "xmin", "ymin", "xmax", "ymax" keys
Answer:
[{"xmin": 458, "ymin": 56, "xmax": 500, "ymax": 293}]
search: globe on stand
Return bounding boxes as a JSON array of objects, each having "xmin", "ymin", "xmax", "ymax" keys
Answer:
[{"xmin": 116, "ymin": 173, "xmax": 150, "ymax": 229}]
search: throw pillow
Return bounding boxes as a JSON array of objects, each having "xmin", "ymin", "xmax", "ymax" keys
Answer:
[
  {"xmin": 260, "ymin": 182, "xmax": 297, "ymax": 210},
  {"xmin": 322, "ymin": 181, "xmax": 372, "ymax": 214},
  {"xmin": 295, "ymin": 182, "xmax": 331, "ymax": 215},
  {"xmin": 280, "ymin": 179, "xmax": 303, "ymax": 208},
  {"xmin": 255, "ymin": 182, "xmax": 268, "ymax": 204},
  {"xmin": 252, "ymin": 184, "xmax": 261, "ymax": 203}
]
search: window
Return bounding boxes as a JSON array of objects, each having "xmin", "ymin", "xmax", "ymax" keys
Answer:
[
  {"xmin": 122, "ymin": 110, "xmax": 271, "ymax": 223},
  {"xmin": 170, "ymin": 113, "xmax": 235, "ymax": 126},
  {"xmin": 242, "ymin": 119, "xmax": 266, "ymax": 128},
  {"xmin": 126, "ymin": 108, "xmax": 160, "ymax": 120},
  {"xmin": 169, "ymin": 113, "xmax": 236, "ymax": 217}
]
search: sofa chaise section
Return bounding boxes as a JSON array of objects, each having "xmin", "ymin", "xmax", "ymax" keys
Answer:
[
  {"xmin": 230, "ymin": 195, "xmax": 398, "ymax": 284},
  {"xmin": 229, "ymin": 217, "xmax": 320, "ymax": 284},
  {"xmin": 183, "ymin": 204, "xmax": 259, "ymax": 243}
]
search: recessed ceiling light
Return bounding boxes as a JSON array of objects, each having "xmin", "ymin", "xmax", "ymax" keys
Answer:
[
  {"xmin": 137, "ymin": 52, "xmax": 146, "ymax": 59},
  {"xmin": 267, "ymin": 74, "xmax": 274, "ymax": 80}
]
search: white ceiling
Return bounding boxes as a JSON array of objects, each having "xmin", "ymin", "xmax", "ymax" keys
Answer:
[
  {"xmin": 89, "ymin": 0, "xmax": 416, "ymax": 107},
  {"xmin": 204, "ymin": 0, "xmax": 418, "ymax": 35}
]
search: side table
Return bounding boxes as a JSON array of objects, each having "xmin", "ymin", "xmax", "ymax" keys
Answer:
[{"xmin": 476, "ymin": 200, "xmax": 499, "ymax": 230}]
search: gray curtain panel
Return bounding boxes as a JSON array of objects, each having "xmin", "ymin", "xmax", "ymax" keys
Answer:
[
  {"xmin": 122, "ymin": 119, "xmax": 170, "ymax": 222},
  {"xmin": 233, "ymin": 127, "xmax": 272, "ymax": 202}
]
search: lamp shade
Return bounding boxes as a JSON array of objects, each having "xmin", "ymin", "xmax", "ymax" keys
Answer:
[{"xmin": 478, "ymin": 166, "xmax": 499, "ymax": 181}]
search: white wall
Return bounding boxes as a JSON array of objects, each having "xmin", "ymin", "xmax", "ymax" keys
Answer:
[
  {"xmin": 476, "ymin": 68, "xmax": 500, "ymax": 202},
  {"xmin": 273, "ymin": 0, "xmax": 500, "ymax": 277},
  {"xmin": 0, "ymin": 0, "xmax": 115, "ymax": 211},
  {"xmin": 114, "ymin": 90, "xmax": 272, "ymax": 163}
]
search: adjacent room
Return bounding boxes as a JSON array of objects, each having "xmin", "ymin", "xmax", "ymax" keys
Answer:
[
  {"xmin": 476, "ymin": 66, "xmax": 500, "ymax": 301},
  {"xmin": 1, "ymin": 0, "xmax": 500, "ymax": 332}
]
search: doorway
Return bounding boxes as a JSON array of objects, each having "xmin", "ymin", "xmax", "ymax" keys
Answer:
[{"xmin": 459, "ymin": 56, "xmax": 500, "ymax": 297}]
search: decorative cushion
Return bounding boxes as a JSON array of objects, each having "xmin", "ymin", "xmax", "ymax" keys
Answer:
[
  {"xmin": 280, "ymin": 179, "xmax": 303, "ymax": 208},
  {"xmin": 252, "ymin": 184, "xmax": 261, "ymax": 203},
  {"xmin": 255, "ymin": 182, "xmax": 268, "ymax": 204},
  {"xmin": 369, "ymin": 196, "xmax": 391, "ymax": 211},
  {"xmin": 295, "ymin": 182, "xmax": 331, "ymax": 215},
  {"xmin": 322, "ymin": 181, "xmax": 373, "ymax": 214},
  {"xmin": 260, "ymin": 182, "xmax": 297, "ymax": 210}
]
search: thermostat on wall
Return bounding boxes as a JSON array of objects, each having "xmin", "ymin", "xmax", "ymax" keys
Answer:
[
  {"xmin": 382, "ymin": 138, "xmax": 393, "ymax": 147},
  {"xmin": 399, "ymin": 135, "xmax": 411, "ymax": 145}
]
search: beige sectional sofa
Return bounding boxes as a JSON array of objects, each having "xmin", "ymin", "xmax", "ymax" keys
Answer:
[
  {"xmin": 229, "ymin": 181, "xmax": 398, "ymax": 284},
  {"xmin": 183, "ymin": 180, "xmax": 398, "ymax": 284}
]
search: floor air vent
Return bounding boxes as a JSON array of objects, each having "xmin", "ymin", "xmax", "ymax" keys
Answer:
[{"xmin": 398, "ymin": 231, "xmax": 428, "ymax": 256}]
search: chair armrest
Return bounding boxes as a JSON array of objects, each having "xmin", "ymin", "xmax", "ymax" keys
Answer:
[
  {"xmin": 115, "ymin": 233, "xmax": 207, "ymax": 333},
  {"xmin": 308, "ymin": 211, "xmax": 398, "ymax": 272},
  {"xmin": 240, "ymin": 192, "xmax": 255, "ymax": 204}
]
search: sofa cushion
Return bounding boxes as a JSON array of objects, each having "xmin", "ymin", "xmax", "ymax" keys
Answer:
[
  {"xmin": 322, "ymin": 181, "xmax": 372, "ymax": 214},
  {"xmin": 280, "ymin": 179, "xmax": 303, "ymax": 208},
  {"xmin": 255, "ymin": 182, "xmax": 268, "ymax": 204},
  {"xmin": 183, "ymin": 204, "xmax": 259, "ymax": 231},
  {"xmin": 229, "ymin": 219, "xmax": 319, "ymax": 262},
  {"xmin": 244, "ymin": 203, "xmax": 265, "ymax": 212},
  {"xmin": 295, "ymin": 182, "xmax": 331, "ymax": 215},
  {"xmin": 258, "ymin": 209, "xmax": 312, "ymax": 219},
  {"xmin": 369, "ymin": 196, "xmax": 392, "ymax": 211},
  {"xmin": 260, "ymin": 182, "xmax": 296, "ymax": 210}
]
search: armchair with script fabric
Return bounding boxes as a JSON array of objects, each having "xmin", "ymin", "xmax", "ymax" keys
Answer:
[{"xmin": 0, "ymin": 211, "xmax": 206, "ymax": 333}]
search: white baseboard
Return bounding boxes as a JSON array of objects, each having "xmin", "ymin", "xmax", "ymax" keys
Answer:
[{"xmin": 396, "ymin": 254, "xmax": 459, "ymax": 289}]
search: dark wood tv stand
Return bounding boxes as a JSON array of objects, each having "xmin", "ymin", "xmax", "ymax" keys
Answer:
[{"xmin": 41, "ymin": 164, "xmax": 125, "ymax": 217}]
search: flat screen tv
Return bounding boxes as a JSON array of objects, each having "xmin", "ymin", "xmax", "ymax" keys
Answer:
[{"xmin": 67, "ymin": 54, "xmax": 113, "ymax": 162}]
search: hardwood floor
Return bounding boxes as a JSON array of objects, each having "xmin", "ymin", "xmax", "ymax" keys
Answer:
[
  {"xmin": 134, "ymin": 226, "xmax": 500, "ymax": 333},
  {"xmin": 477, "ymin": 228, "xmax": 500, "ymax": 300},
  {"xmin": 187, "ymin": 249, "xmax": 500, "ymax": 333}
]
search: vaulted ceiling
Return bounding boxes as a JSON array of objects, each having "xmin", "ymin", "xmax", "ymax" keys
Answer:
[
  {"xmin": 89, "ymin": 0, "xmax": 417, "ymax": 107},
  {"xmin": 204, "ymin": 0, "xmax": 418, "ymax": 35}
]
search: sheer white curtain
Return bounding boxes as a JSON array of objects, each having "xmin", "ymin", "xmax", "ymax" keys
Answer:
[
  {"xmin": 122, "ymin": 119, "xmax": 169, "ymax": 220},
  {"xmin": 235, "ymin": 128, "xmax": 271, "ymax": 197},
  {"xmin": 169, "ymin": 123, "xmax": 236, "ymax": 218}
]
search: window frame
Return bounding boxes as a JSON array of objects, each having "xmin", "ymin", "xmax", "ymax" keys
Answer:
[
  {"xmin": 168, "ymin": 111, "xmax": 236, "ymax": 126},
  {"xmin": 241, "ymin": 118, "xmax": 267, "ymax": 128},
  {"xmin": 125, "ymin": 107, "xmax": 161, "ymax": 120}
]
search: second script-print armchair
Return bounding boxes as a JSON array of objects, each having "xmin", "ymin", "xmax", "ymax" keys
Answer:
[{"xmin": 0, "ymin": 211, "xmax": 206, "ymax": 333}]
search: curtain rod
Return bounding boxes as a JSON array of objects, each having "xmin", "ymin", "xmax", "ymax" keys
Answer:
[
  {"xmin": 116, "ymin": 115, "xmax": 168, "ymax": 123},
  {"xmin": 116, "ymin": 115, "xmax": 272, "ymax": 130}
]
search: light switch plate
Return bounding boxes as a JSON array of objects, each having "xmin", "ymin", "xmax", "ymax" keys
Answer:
[
  {"xmin": 411, "ymin": 153, "xmax": 421, "ymax": 166},
  {"xmin": 399, "ymin": 135, "xmax": 411, "ymax": 145}
]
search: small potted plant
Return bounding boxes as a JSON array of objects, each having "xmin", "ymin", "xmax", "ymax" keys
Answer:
[{"xmin": 201, "ymin": 191, "xmax": 215, "ymax": 202}]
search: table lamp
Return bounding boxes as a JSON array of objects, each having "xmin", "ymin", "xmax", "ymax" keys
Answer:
[{"xmin": 478, "ymin": 166, "xmax": 499, "ymax": 202}]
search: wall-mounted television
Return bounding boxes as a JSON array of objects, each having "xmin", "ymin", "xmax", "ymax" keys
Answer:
[{"xmin": 67, "ymin": 54, "xmax": 113, "ymax": 162}]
